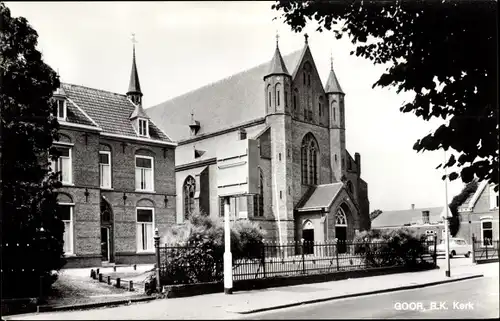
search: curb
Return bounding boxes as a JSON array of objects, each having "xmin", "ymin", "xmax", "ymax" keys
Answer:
[
  {"xmin": 36, "ymin": 296, "xmax": 156, "ymax": 313},
  {"xmin": 233, "ymin": 274, "xmax": 484, "ymax": 315}
]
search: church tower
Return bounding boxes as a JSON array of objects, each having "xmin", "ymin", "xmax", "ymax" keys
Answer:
[
  {"xmin": 263, "ymin": 35, "xmax": 294, "ymax": 243},
  {"xmin": 126, "ymin": 35, "xmax": 150, "ymax": 137},
  {"xmin": 127, "ymin": 35, "xmax": 143, "ymax": 106},
  {"xmin": 326, "ymin": 55, "xmax": 346, "ymax": 182}
]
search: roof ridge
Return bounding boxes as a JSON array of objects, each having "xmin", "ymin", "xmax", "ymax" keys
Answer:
[
  {"xmin": 147, "ymin": 49, "xmax": 302, "ymax": 109},
  {"xmin": 62, "ymin": 82, "xmax": 127, "ymax": 98}
]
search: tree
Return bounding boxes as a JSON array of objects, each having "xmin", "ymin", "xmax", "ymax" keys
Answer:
[
  {"xmin": 369, "ymin": 209, "xmax": 383, "ymax": 221},
  {"xmin": 1, "ymin": 2, "xmax": 65, "ymax": 298},
  {"xmin": 272, "ymin": 0, "xmax": 498, "ymax": 190},
  {"xmin": 448, "ymin": 179, "xmax": 478, "ymax": 237}
]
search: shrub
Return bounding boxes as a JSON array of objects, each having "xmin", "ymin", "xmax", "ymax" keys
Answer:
[
  {"xmin": 160, "ymin": 211, "xmax": 265, "ymax": 285},
  {"xmin": 353, "ymin": 228, "xmax": 428, "ymax": 268}
]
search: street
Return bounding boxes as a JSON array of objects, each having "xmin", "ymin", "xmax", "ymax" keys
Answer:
[{"xmin": 240, "ymin": 275, "xmax": 499, "ymax": 319}]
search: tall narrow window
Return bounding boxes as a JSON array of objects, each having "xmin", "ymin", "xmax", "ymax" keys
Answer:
[
  {"xmin": 481, "ymin": 219, "xmax": 493, "ymax": 246},
  {"xmin": 267, "ymin": 84, "xmax": 272, "ymax": 112},
  {"xmin": 308, "ymin": 74, "xmax": 311, "ymax": 86},
  {"xmin": 99, "ymin": 151, "xmax": 111, "ymax": 188},
  {"xmin": 57, "ymin": 204, "xmax": 73, "ymax": 254},
  {"xmin": 138, "ymin": 118, "xmax": 148, "ymax": 137},
  {"xmin": 135, "ymin": 156, "xmax": 154, "ymax": 191},
  {"xmin": 54, "ymin": 99, "xmax": 66, "ymax": 121},
  {"xmin": 293, "ymin": 95, "xmax": 297, "ymax": 110},
  {"xmin": 52, "ymin": 146, "xmax": 72, "ymax": 184},
  {"xmin": 319, "ymin": 102, "xmax": 322, "ymax": 117},
  {"xmin": 253, "ymin": 170, "xmax": 264, "ymax": 217},
  {"xmin": 220, "ymin": 197, "xmax": 225, "ymax": 217},
  {"xmin": 183, "ymin": 176, "xmax": 196, "ymax": 220},
  {"xmin": 285, "ymin": 91, "xmax": 288, "ymax": 107},
  {"xmin": 136, "ymin": 208, "xmax": 154, "ymax": 252},
  {"xmin": 275, "ymin": 83, "xmax": 281, "ymax": 108},
  {"xmin": 303, "ymin": 72, "xmax": 306, "ymax": 85},
  {"xmin": 489, "ymin": 185, "xmax": 499, "ymax": 209},
  {"xmin": 277, "ymin": 91, "xmax": 280, "ymax": 106},
  {"xmin": 301, "ymin": 133, "xmax": 319, "ymax": 185}
]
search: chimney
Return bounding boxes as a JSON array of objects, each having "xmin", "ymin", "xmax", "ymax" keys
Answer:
[
  {"xmin": 422, "ymin": 210, "xmax": 430, "ymax": 224},
  {"xmin": 411, "ymin": 204, "xmax": 415, "ymax": 210},
  {"xmin": 355, "ymin": 153, "xmax": 361, "ymax": 176}
]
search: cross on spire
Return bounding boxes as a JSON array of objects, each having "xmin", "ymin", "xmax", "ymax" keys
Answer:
[
  {"xmin": 276, "ymin": 30, "xmax": 280, "ymax": 47},
  {"xmin": 330, "ymin": 50, "xmax": 334, "ymax": 71},
  {"xmin": 304, "ymin": 33, "xmax": 309, "ymax": 44},
  {"xmin": 131, "ymin": 33, "xmax": 138, "ymax": 45}
]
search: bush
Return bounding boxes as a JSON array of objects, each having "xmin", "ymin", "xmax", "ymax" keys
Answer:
[
  {"xmin": 353, "ymin": 228, "xmax": 428, "ymax": 268},
  {"xmin": 160, "ymin": 211, "xmax": 265, "ymax": 285}
]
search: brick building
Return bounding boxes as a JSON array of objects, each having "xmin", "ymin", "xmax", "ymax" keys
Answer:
[
  {"xmin": 371, "ymin": 204, "xmax": 446, "ymax": 244},
  {"xmin": 457, "ymin": 181, "xmax": 499, "ymax": 245},
  {"xmin": 147, "ymin": 36, "xmax": 371, "ymax": 245},
  {"xmin": 52, "ymin": 44, "xmax": 176, "ymax": 267}
]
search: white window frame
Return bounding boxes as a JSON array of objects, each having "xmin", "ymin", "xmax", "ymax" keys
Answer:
[
  {"xmin": 58, "ymin": 203, "xmax": 74, "ymax": 255},
  {"xmin": 138, "ymin": 118, "xmax": 149, "ymax": 137},
  {"xmin": 135, "ymin": 155, "xmax": 154, "ymax": 192},
  {"xmin": 480, "ymin": 218, "xmax": 494, "ymax": 247},
  {"xmin": 56, "ymin": 99, "xmax": 67, "ymax": 121},
  {"xmin": 51, "ymin": 146, "xmax": 73, "ymax": 185},
  {"xmin": 99, "ymin": 151, "xmax": 112, "ymax": 189},
  {"xmin": 489, "ymin": 185, "xmax": 499, "ymax": 210},
  {"xmin": 136, "ymin": 207, "xmax": 155, "ymax": 253}
]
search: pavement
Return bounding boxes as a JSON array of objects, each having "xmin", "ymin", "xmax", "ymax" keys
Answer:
[{"xmin": 3, "ymin": 258, "xmax": 497, "ymax": 320}]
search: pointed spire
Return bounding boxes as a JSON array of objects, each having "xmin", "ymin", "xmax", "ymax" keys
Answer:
[
  {"xmin": 264, "ymin": 35, "xmax": 290, "ymax": 79},
  {"xmin": 127, "ymin": 33, "xmax": 142, "ymax": 98},
  {"xmin": 325, "ymin": 54, "xmax": 344, "ymax": 95}
]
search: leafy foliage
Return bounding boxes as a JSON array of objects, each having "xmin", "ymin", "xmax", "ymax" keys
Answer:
[
  {"xmin": 1, "ymin": 2, "xmax": 65, "ymax": 298},
  {"xmin": 353, "ymin": 228, "xmax": 430, "ymax": 268},
  {"xmin": 448, "ymin": 179, "xmax": 479, "ymax": 237},
  {"xmin": 272, "ymin": 0, "xmax": 498, "ymax": 190},
  {"xmin": 160, "ymin": 212, "xmax": 265, "ymax": 285}
]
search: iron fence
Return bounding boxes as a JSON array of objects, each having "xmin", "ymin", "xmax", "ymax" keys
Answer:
[
  {"xmin": 156, "ymin": 238, "xmax": 437, "ymax": 286},
  {"xmin": 472, "ymin": 237, "xmax": 499, "ymax": 262}
]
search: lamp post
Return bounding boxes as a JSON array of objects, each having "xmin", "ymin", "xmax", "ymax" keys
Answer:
[
  {"xmin": 223, "ymin": 197, "xmax": 233, "ymax": 294},
  {"xmin": 443, "ymin": 149, "xmax": 451, "ymax": 277}
]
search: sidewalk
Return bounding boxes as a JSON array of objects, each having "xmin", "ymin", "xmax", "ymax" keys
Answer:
[{"xmin": 4, "ymin": 260, "xmax": 497, "ymax": 320}]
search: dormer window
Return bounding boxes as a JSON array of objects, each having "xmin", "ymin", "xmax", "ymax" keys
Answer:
[
  {"xmin": 55, "ymin": 99, "xmax": 66, "ymax": 121},
  {"xmin": 138, "ymin": 118, "xmax": 149, "ymax": 137}
]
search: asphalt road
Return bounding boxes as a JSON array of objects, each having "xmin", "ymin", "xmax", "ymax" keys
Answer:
[{"xmin": 240, "ymin": 276, "xmax": 500, "ymax": 319}]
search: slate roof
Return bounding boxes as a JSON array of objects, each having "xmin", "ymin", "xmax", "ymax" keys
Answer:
[
  {"xmin": 297, "ymin": 183, "xmax": 344, "ymax": 211},
  {"xmin": 266, "ymin": 45, "xmax": 290, "ymax": 77},
  {"xmin": 61, "ymin": 83, "xmax": 171, "ymax": 142},
  {"xmin": 146, "ymin": 49, "xmax": 304, "ymax": 141},
  {"xmin": 371, "ymin": 207, "xmax": 444, "ymax": 228},
  {"xmin": 324, "ymin": 66, "xmax": 344, "ymax": 94}
]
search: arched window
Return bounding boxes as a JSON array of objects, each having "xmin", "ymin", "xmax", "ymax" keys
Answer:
[
  {"xmin": 275, "ymin": 83, "xmax": 281, "ymax": 107},
  {"xmin": 183, "ymin": 176, "xmax": 196, "ymax": 219},
  {"xmin": 301, "ymin": 133, "xmax": 319, "ymax": 185},
  {"xmin": 253, "ymin": 170, "xmax": 264, "ymax": 217},
  {"xmin": 336, "ymin": 207, "xmax": 347, "ymax": 226},
  {"xmin": 267, "ymin": 85, "xmax": 272, "ymax": 112}
]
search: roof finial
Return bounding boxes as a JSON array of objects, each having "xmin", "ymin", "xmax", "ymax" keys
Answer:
[
  {"xmin": 330, "ymin": 50, "xmax": 333, "ymax": 71},
  {"xmin": 191, "ymin": 110, "xmax": 194, "ymax": 121},
  {"xmin": 275, "ymin": 30, "xmax": 280, "ymax": 47},
  {"xmin": 131, "ymin": 33, "xmax": 138, "ymax": 56},
  {"xmin": 304, "ymin": 33, "xmax": 309, "ymax": 45}
]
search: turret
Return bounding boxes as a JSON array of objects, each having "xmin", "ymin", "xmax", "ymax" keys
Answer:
[
  {"xmin": 127, "ymin": 34, "xmax": 149, "ymax": 138},
  {"xmin": 263, "ymin": 34, "xmax": 291, "ymax": 115},
  {"xmin": 326, "ymin": 54, "xmax": 346, "ymax": 182}
]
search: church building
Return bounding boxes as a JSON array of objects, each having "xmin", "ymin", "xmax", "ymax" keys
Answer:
[{"xmin": 147, "ymin": 35, "xmax": 371, "ymax": 245}]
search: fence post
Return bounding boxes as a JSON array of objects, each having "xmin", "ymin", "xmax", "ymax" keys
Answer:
[
  {"xmin": 107, "ymin": 275, "xmax": 111, "ymax": 285},
  {"xmin": 301, "ymin": 238, "xmax": 306, "ymax": 275},
  {"xmin": 116, "ymin": 277, "xmax": 121, "ymax": 288},
  {"xmin": 433, "ymin": 235, "xmax": 437, "ymax": 267},
  {"xmin": 154, "ymin": 228, "xmax": 161, "ymax": 294},
  {"xmin": 261, "ymin": 242, "xmax": 266, "ymax": 278},
  {"xmin": 335, "ymin": 241, "xmax": 340, "ymax": 271},
  {"xmin": 472, "ymin": 234, "xmax": 476, "ymax": 263},
  {"xmin": 98, "ymin": 273, "xmax": 103, "ymax": 282},
  {"xmin": 129, "ymin": 280, "xmax": 133, "ymax": 292}
]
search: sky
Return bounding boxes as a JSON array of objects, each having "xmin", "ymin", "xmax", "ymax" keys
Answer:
[{"xmin": 5, "ymin": 1, "xmax": 465, "ymax": 211}]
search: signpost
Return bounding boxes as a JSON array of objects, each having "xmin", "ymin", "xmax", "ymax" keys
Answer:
[
  {"xmin": 441, "ymin": 149, "xmax": 452, "ymax": 277},
  {"xmin": 217, "ymin": 138, "xmax": 259, "ymax": 294}
]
